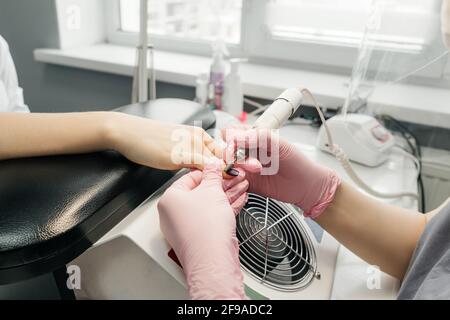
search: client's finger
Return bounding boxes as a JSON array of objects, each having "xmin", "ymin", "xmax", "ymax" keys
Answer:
[
  {"xmin": 231, "ymin": 192, "xmax": 249, "ymax": 216},
  {"xmin": 223, "ymin": 168, "xmax": 246, "ymax": 190},
  {"xmin": 233, "ymin": 157, "xmax": 263, "ymax": 173},
  {"xmin": 226, "ymin": 180, "xmax": 250, "ymax": 204},
  {"xmin": 170, "ymin": 170, "xmax": 203, "ymax": 191}
]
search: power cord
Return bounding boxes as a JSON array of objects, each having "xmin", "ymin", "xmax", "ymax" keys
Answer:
[
  {"xmin": 298, "ymin": 87, "xmax": 419, "ymax": 201},
  {"xmin": 244, "ymin": 97, "xmax": 267, "ymax": 116},
  {"xmin": 393, "ymin": 145, "xmax": 421, "ymax": 178},
  {"xmin": 377, "ymin": 115, "xmax": 426, "ymax": 212}
]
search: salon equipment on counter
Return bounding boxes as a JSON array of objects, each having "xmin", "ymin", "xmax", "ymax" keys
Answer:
[
  {"xmin": 317, "ymin": 114, "xmax": 395, "ymax": 167},
  {"xmin": 225, "ymin": 87, "xmax": 418, "ymax": 200}
]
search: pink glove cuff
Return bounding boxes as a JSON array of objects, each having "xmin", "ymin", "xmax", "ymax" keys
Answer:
[{"xmin": 300, "ymin": 171, "xmax": 341, "ymax": 220}]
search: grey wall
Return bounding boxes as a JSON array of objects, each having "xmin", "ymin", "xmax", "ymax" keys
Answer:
[{"xmin": 0, "ymin": 0, "xmax": 195, "ymax": 113}]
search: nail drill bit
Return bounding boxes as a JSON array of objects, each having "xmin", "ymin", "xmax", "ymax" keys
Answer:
[{"xmin": 223, "ymin": 88, "xmax": 304, "ymax": 175}]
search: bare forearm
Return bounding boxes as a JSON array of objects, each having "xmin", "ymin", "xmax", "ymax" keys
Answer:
[
  {"xmin": 0, "ymin": 112, "xmax": 220, "ymax": 172},
  {"xmin": 315, "ymin": 182, "xmax": 426, "ymax": 280},
  {"xmin": 0, "ymin": 112, "xmax": 117, "ymax": 160}
]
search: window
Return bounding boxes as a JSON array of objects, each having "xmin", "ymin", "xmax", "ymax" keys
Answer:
[
  {"xmin": 262, "ymin": 0, "xmax": 432, "ymax": 51},
  {"xmin": 119, "ymin": 0, "xmax": 242, "ymax": 44},
  {"xmin": 107, "ymin": 0, "xmax": 448, "ymax": 76},
  {"xmin": 107, "ymin": 0, "xmax": 244, "ymax": 55},
  {"xmin": 265, "ymin": 0, "xmax": 372, "ymax": 46}
]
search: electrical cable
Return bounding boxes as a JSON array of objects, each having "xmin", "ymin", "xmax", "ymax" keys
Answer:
[
  {"xmin": 379, "ymin": 115, "xmax": 420, "ymax": 156},
  {"xmin": 283, "ymin": 118, "xmax": 315, "ymax": 127},
  {"xmin": 393, "ymin": 145, "xmax": 421, "ymax": 177},
  {"xmin": 378, "ymin": 114, "xmax": 426, "ymax": 212},
  {"xmin": 391, "ymin": 51, "xmax": 449, "ymax": 85},
  {"xmin": 244, "ymin": 97, "xmax": 267, "ymax": 115},
  {"xmin": 299, "ymin": 87, "xmax": 419, "ymax": 200}
]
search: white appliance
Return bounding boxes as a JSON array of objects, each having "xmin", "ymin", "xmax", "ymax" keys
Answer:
[
  {"xmin": 317, "ymin": 114, "xmax": 395, "ymax": 168},
  {"xmin": 71, "ymin": 174, "xmax": 340, "ymax": 300}
]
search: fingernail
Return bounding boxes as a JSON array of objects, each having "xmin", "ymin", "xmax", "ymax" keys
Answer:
[
  {"xmin": 227, "ymin": 168, "xmax": 240, "ymax": 177},
  {"xmin": 224, "ymin": 163, "xmax": 234, "ymax": 173}
]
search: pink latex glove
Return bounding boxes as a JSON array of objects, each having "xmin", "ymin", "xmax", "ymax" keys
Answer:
[
  {"xmin": 223, "ymin": 125, "xmax": 341, "ymax": 219},
  {"xmin": 158, "ymin": 161, "xmax": 248, "ymax": 300}
]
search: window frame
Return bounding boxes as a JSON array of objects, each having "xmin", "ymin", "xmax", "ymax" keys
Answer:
[
  {"xmin": 243, "ymin": 0, "xmax": 359, "ymax": 70},
  {"xmin": 245, "ymin": 0, "xmax": 449, "ymax": 79},
  {"xmin": 106, "ymin": 0, "xmax": 246, "ymax": 57},
  {"xmin": 106, "ymin": 0, "xmax": 449, "ymax": 83}
]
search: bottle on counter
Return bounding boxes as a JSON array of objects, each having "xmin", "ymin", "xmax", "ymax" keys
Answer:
[
  {"xmin": 209, "ymin": 40, "xmax": 228, "ymax": 110},
  {"xmin": 207, "ymin": 82, "xmax": 216, "ymax": 110},
  {"xmin": 223, "ymin": 58, "xmax": 247, "ymax": 119},
  {"xmin": 195, "ymin": 73, "xmax": 209, "ymax": 107}
]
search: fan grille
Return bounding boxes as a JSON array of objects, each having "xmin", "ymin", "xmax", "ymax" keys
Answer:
[{"xmin": 237, "ymin": 193, "xmax": 320, "ymax": 291}]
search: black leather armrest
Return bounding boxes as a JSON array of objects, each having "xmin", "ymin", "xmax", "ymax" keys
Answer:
[{"xmin": 0, "ymin": 99, "xmax": 215, "ymax": 284}]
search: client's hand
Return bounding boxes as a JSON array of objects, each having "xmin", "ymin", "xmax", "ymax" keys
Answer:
[
  {"xmin": 158, "ymin": 160, "xmax": 248, "ymax": 300},
  {"xmin": 223, "ymin": 125, "xmax": 341, "ymax": 219},
  {"xmin": 105, "ymin": 112, "xmax": 222, "ymax": 171}
]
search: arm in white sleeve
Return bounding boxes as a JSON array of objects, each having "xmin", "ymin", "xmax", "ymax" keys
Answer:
[
  {"xmin": 0, "ymin": 35, "xmax": 29, "ymax": 113},
  {"xmin": 442, "ymin": 0, "xmax": 450, "ymax": 49}
]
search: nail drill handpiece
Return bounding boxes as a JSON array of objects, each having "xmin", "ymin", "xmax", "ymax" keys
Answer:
[{"xmin": 224, "ymin": 88, "xmax": 304, "ymax": 174}]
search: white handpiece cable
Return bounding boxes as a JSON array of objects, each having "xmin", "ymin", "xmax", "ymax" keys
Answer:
[
  {"xmin": 392, "ymin": 145, "xmax": 421, "ymax": 178},
  {"xmin": 299, "ymin": 87, "xmax": 419, "ymax": 200},
  {"xmin": 245, "ymin": 87, "xmax": 418, "ymax": 200}
]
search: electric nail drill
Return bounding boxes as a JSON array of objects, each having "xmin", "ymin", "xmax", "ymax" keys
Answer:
[{"xmin": 225, "ymin": 88, "xmax": 304, "ymax": 173}]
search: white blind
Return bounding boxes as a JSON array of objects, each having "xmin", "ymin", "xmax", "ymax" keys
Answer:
[{"xmin": 266, "ymin": 0, "xmax": 438, "ymax": 50}]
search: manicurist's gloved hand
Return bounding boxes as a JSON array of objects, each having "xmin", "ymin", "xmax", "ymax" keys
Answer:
[
  {"xmin": 158, "ymin": 160, "xmax": 248, "ymax": 300},
  {"xmin": 223, "ymin": 125, "xmax": 341, "ymax": 219}
]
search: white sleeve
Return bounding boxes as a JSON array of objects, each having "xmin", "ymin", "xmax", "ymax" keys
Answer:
[
  {"xmin": 443, "ymin": 0, "xmax": 450, "ymax": 49},
  {"xmin": 0, "ymin": 35, "xmax": 29, "ymax": 113}
]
